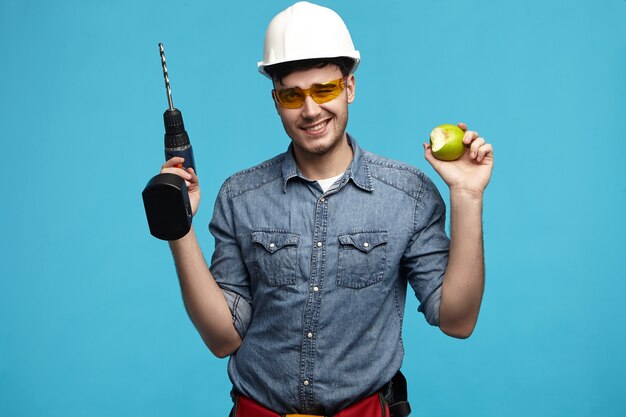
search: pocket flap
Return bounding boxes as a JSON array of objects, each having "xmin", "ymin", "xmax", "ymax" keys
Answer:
[
  {"xmin": 338, "ymin": 231, "xmax": 388, "ymax": 253},
  {"xmin": 252, "ymin": 231, "xmax": 300, "ymax": 253}
]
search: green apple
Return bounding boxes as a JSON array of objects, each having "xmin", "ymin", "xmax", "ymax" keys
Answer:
[{"xmin": 429, "ymin": 124, "xmax": 466, "ymax": 161}]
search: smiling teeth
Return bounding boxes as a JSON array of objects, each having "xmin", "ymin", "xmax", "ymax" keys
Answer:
[{"xmin": 305, "ymin": 120, "xmax": 328, "ymax": 132}]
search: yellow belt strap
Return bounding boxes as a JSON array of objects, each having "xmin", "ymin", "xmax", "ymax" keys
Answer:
[{"xmin": 286, "ymin": 414, "xmax": 325, "ymax": 417}]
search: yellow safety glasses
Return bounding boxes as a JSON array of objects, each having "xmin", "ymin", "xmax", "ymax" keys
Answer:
[{"xmin": 273, "ymin": 78, "xmax": 346, "ymax": 109}]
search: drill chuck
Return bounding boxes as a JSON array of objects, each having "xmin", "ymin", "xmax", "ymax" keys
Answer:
[{"xmin": 164, "ymin": 108, "xmax": 189, "ymax": 147}]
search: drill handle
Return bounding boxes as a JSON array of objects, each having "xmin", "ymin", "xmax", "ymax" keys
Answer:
[{"xmin": 165, "ymin": 145, "xmax": 196, "ymax": 173}]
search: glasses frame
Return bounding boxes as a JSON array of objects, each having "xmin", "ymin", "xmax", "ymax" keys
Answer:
[{"xmin": 272, "ymin": 77, "xmax": 347, "ymax": 109}]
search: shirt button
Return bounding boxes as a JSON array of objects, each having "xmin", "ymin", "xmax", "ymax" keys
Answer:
[
  {"xmin": 313, "ymin": 286, "xmax": 319, "ymax": 292},
  {"xmin": 269, "ymin": 243, "xmax": 275, "ymax": 249},
  {"xmin": 307, "ymin": 332, "xmax": 313, "ymax": 339},
  {"xmin": 317, "ymin": 241, "xmax": 323, "ymax": 248},
  {"xmin": 363, "ymin": 242, "xmax": 369, "ymax": 248},
  {"xmin": 303, "ymin": 380, "xmax": 310, "ymax": 386},
  {"xmin": 320, "ymin": 197, "xmax": 325, "ymax": 203}
]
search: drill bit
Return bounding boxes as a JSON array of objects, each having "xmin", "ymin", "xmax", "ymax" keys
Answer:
[
  {"xmin": 159, "ymin": 43, "xmax": 174, "ymax": 111},
  {"xmin": 158, "ymin": 42, "xmax": 196, "ymax": 173}
]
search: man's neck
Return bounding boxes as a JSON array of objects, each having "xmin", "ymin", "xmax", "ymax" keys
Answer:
[{"xmin": 293, "ymin": 136, "xmax": 353, "ymax": 180}]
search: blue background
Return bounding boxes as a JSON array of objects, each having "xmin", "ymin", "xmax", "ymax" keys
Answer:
[{"xmin": 1, "ymin": 0, "xmax": 625, "ymax": 416}]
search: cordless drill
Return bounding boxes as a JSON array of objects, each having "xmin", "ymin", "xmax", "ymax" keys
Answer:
[{"xmin": 142, "ymin": 43, "xmax": 196, "ymax": 240}]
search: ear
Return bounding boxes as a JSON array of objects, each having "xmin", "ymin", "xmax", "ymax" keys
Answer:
[{"xmin": 346, "ymin": 75, "xmax": 356, "ymax": 104}]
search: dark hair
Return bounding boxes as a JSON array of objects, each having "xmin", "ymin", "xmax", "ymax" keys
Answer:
[{"xmin": 266, "ymin": 57, "xmax": 354, "ymax": 84}]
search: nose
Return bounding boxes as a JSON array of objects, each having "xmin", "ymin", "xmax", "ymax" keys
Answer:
[{"xmin": 301, "ymin": 95, "xmax": 321, "ymax": 119}]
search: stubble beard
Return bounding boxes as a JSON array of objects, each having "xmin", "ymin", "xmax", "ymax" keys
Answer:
[{"xmin": 289, "ymin": 107, "xmax": 349, "ymax": 158}]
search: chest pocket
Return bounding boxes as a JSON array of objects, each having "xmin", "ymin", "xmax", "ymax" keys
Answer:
[
  {"xmin": 250, "ymin": 230, "xmax": 300, "ymax": 286},
  {"xmin": 337, "ymin": 231, "xmax": 388, "ymax": 289}
]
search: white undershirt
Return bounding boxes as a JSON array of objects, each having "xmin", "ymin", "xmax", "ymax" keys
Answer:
[{"xmin": 317, "ymin": 173, "xmax": 344, "ymax": 193}]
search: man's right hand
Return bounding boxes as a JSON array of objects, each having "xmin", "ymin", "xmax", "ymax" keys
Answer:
[{"xmin": 160, "ymin": 157, "xmax": 201, "ymax": 216}]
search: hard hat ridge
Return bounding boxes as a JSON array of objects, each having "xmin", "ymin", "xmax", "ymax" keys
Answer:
[{"xmin": 258, "ymin": 1, "xmax": 360, "ymax": 78}]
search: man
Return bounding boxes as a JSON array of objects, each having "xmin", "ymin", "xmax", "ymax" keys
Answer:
[{"xmin": 160, "ymin": 2, "xmax": 494, "ymax": 416}]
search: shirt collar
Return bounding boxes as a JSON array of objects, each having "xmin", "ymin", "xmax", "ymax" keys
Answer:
[{"xmin": 281, "ymin": 134, "xmax": 373, "ymax": 193}]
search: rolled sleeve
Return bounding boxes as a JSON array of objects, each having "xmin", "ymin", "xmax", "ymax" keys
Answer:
[
  {"xmin": 221, "ymin": 288, "xmax": 252, "ymax": 339},
  {"xmin": 402, "ymin": 175, "xmax": 450, "ymax": 326},
  {"xmin": 209, "ymin": 179, "xmax": 252, "ymax": 338}
]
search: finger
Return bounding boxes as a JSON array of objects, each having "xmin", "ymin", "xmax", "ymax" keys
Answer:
[
  {"xmin": 457, "ymin": 122, "xmax": 468, "ymax": 132},
  {"xmin": 160, "ymin": 167, "xmax": 193, "ymax": 180},
  {"xmin": 423, "ymin": 142, "xmax": 437, "ymax": 166},
  {"xmin": 161, "ymin": 157, "xmax": 185, "ymax": 170},
  {"xmin": 463, "ymin": 130, "xmax": 479, "ymax": 145},
  {"xmin": 160, "ymin": 167, "xmax": 192, "ymax": 178},
  {"xmin": 476, "ymin": 143, "xmax": 493, "ymax": 162},
  {"xmin": 186, "ymin": 167, "xmax": 199, "ymax": 183},
  {"xmin": 470, "ymin": 137, "xmax": 485, "ymax": 159}
]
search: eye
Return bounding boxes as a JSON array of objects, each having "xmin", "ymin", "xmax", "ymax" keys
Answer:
[
  {"xmin": 312, "ymin": 80, "xmax": 341, "ymax": 98},
  {"xmin": 279, "ymin": 88, "xmax": 303, "ymax": 102},
  {"xmin": 315, "ymin": 88, "xmax": 335, "ymax": 96}
]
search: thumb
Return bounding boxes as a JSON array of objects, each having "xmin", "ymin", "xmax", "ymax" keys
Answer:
[{"xmin": 423, "ymin": 143, "xmax": 437, "ymax": 167}]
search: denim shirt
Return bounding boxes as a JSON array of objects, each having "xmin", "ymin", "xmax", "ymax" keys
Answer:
[{"xmin": 209, "ymin": 135, "xmax": 449, "ymax": 415}]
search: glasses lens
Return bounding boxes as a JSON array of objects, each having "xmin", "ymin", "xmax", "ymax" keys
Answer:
[
  {"xmin": 276, "ymin": 87, "xmax": 305, "ymax": 109},
  {"xmin": 274, "ymin": 78, "xmax": 345, "ymax": 109},
  {"xmin": 311, "ymin": 79, "xmax": 343, "ymax": 104}
]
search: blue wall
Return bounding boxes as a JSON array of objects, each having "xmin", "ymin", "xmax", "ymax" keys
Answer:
[{"xmin": 1, "ymin": 0, "xmax": 625, "ymax": 416}]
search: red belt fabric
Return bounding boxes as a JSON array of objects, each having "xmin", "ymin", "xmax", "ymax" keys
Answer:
[{"xmin": 233, "ymin": 392, "xmax": 390, "ymax": 417}]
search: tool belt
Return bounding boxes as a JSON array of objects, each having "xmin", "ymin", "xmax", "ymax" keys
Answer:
[
  {"xmin": 229, "ymin": 371, "xmax": 411, "ymax": 417},
  {"xmin": 232, "ymin": 392, "xmax": 389, "ymax": 417}
]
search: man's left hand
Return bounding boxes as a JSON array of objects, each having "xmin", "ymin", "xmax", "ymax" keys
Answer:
[{"xmin": 423, "ymin": 122, "xmax": 494, "ymax": 196}]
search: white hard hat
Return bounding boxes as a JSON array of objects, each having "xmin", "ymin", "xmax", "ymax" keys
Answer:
[{"xmin": 258, "ymin": 1, "xmax": 360, "ymax": 78}]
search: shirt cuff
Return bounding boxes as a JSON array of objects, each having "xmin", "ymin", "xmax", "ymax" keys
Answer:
[
  {"xmin": 418, "ymin": 285, "xmax": 442, "ymax": 326},
  {"xmin": 220, "ymin": 288, "xmax": 252, "ymax": 339}
]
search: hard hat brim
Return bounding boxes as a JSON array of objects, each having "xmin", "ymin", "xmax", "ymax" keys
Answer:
[{"xmin": 258, "ymin": 54, "xmax": 360, "ymax": 79}]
